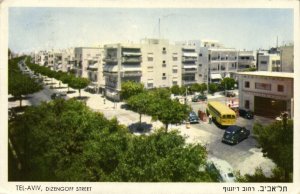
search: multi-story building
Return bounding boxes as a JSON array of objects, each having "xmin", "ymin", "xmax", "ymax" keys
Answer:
[
  {"xmin": 103, "ymin": 43, "xmax": 142, "ymax": 100},
  {"xmin": 237, "ymin": 50, "xmax": 257, "ymax": 71},
  {"xmin": 61, "ymin": 48, "xmax": 75, "ymax": 72},
  {"xmin": 73, "ymin": 47, "xmax": 102, "ymax": 78},
  {"xmin": 141, "ymin": 39, "xmax": 182, "ymax": 88},
  {"xmin": 279, "ymin": 44, "xmax": 294, "ymax": 72},
  {"xmin": 238, "ymin": 71, "xmax": 293, "ymax": 118},
  {"xmin": 47, "ymin": 50, "xmax": 62, "ymax": 71},
  {"xmin": 34, "ymin": 51, "xmax": 48, "ymax": 66},
  {"xmin": 257, "ymin": 50, "xmax": 281, "ymax": 72},
  {"xmin": 198, "ymin": 40, "xmax": 238, "ymax": 84}
]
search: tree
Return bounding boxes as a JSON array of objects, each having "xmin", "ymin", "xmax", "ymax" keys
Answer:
[
  {"xmin": 8, "ymin": 58, "xmax": 43, "ymax": 107},
  {"xmin": 120, "ymin": 81, "xmax": 144, "ymax": 100},
  {"xmin": 149, "ymin": 98, "xmax": 190, "ymax": 132},
  {"xmin": 112, "ymin": 129, "xmax": 212, "ymax": 182},
  {"xmin": 9, "ymin": 99, "xmax": 216, "ymax": 182},
  {"xmin": 208, "ymin": 83, "xmax": 218, "ymax": 95},
  {"xmin": 221, "ymin": 77, "xmax": 236, "ymax": 90},
  {"xmin": 189, "ymin": 83, "xmax": 202, "ymax": 93},
  {"xmin": 199, "ymin": 83, "xmax": 207, "ymax": 95},
  {"xmin": 253, "ymin": 116, "xmax": 293, "ymax": 182},
  {"xmin": 170, "ymin": 85, "xmax": 181, "ymax": 95},
  {"xmin": 61, "ymin": 73, "xmax": 74, "ymax": 93},
  {"xmin": 68, "ymin": 77, "xmax": 90, "ymax": 97},
  {"xmin": 126, "ymin": 92, "xmax": 153, "ymax": 130}
]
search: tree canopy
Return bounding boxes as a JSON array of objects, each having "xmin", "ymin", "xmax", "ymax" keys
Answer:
[
  {"xmin": 121, "ymin": 81, "xmax": 144, "ymax": 100},
  {"xmin": 8, "ymin": 57, "xmax": 43, "ymax": 107},
  {"xmin": 253, "ymin": 117, "xmax": 293, "ymax": 182},
  {"xmin": 220, "ymin": 77, "xmax": 236, "ymax": 90},
  {"xmin": 9, "ymin": 99, "xmax": 216, "ymax": 182}
]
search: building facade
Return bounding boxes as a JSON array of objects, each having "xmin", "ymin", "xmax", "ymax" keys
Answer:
[
  {"xmin": 238, "ymin": 71, "xmax": 293, "ymax": 118},
  {"xmin": 279, "ymin": 44, "xmax": 294, "ymax": 73},
  {"xmin": 237, "ymin": 50, "xmax": 257, "ymax": 71},
  {"xmin": 103, "ymin": 43, "xmax": 142, "ymax": 100},
  {"xmin": 198, "ymin": 40, "xmax": 238, "ymax": 83},
  {"xmin": 141, "ymin": 39, "xmax": 182, "ymax": 89},
  {"xmin": 73, "ymin": 47, "xmax": 102, "ymax": 78},
  {"xmin": 257, "ymin": 51, "xmax": 281, "ymax": 72}
]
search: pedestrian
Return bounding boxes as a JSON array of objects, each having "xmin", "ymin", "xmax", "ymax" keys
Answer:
[
  {"xmin": 103, "ymin": 98, "xmax": 106, "ymax": 104},
  {"xmin": 209, "ymin": 114, "xmax": 212, "ymax": 124}
]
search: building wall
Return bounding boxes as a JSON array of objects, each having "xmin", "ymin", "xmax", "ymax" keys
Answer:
[
  {"xmin": 279, "ymin": 45, "xmax": 294, "ymax": 72},
  {"xmin": 238, "ymin": 50, "xmax": 257, "ymax": 71},
  {"xmin": 238, "ymin": 72, "xmax": 293, "ymax": 117},
  {"xmin": 141, "ymin": 39, "xmax": 182, "ymax": 89},
  {"xmin": 257, "ymin": 53, "xmax": 281, "ymax": 72}
]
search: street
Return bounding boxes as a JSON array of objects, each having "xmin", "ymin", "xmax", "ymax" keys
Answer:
[{"xmin": 9, "ymin": 68, "xmax": 276, "ymax": 177}]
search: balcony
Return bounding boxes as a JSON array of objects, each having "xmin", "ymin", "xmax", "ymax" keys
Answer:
[
  {"xmin": 103, "ymin": 57, "xmax": 118, "ymax": 63},
  {"xmin": 122, "ymin": 57, "xmax": 142, "ymax": 63},
  {"xmin": 182, "ymin": 80, "xmax": 197, "ymax": 85},
  {"xmin": 120, "ymin": 71, "xmax": 142, "ymax": 77},
  {"xmin": 182, "ymin": 57, "xmax": 197, "ymax": 63},
  {"xmin": 87, "ymin": 63, "xmax": 98, "ymax": 71},
  {"xmin": 182, "ymin": 68, "xmax": 197, "ymax": 74}
]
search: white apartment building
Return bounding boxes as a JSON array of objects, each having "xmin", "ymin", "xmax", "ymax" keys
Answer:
[
  {"xmin": 61, "ymin": 48, "xmax": 75, "ymax": 72},
  {"xmin": 34, "ymin": 51, "xmax": 48, "ymax": 66},
  {"xmin": 47, "ymin": 50, "xmax": 62, "ymax": 71},
  {"xmin": 198, "ymin": 40, "xmax": 238, "ymax": 83},
  {"xmin": 238, "ymin": 71, "xmax": 293, "ymax": 118},
  {"xmin": 73, "ymin": 47, "xmax": 102, "ymax": 78},
  {"xmin": 257, "ymin": 51, "xmax": 281, "ymax": 72},
  {"xmin": 238, "ymin": 50, "xmax": 257, "ymax": 71},
  {"xmin": 103, "ymin": 43, "xmax": 142, "ymax": 100},
  {"xmin": 141, "ymin": 39, "xmax": 182, "ymax": 88},
  {"xmin": 279, "ymin": 44, "xmax": 294, "ymax": 72}
]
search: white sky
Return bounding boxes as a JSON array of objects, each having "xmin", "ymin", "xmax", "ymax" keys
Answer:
[{"xmin": 9, "ymin": 8, "xmax": 293, "ymax": 53}]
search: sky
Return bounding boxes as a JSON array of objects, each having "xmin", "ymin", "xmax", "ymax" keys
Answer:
[{"xmin": 9, "ymin": 8, "xmax": 294, "ymax": 53}]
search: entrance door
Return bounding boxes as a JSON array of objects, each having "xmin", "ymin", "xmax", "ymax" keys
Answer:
[{"xmin": 254, "ymin": 96, "xmax": 287, "ymax": 118}]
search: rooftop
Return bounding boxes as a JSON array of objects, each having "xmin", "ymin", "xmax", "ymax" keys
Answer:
[{"xmin": 237, "ymin": 71, "xmax": 294, "ymax": 78}]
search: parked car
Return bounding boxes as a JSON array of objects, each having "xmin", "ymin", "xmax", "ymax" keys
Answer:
[
  {"xmin": 188, "ymin": 111, "xmax": 199, "ymax": 124},
  {"xmin": 51, "ymin": 92, "xmax": 66, "ymax": 100},
  {"xmin": 223, "ymin": 91, "xmax": 236, "ymax": 97},
  {"xmin": 207, "ymin": 157, "xmax": 236, "ymax": 182},
  {"xmin": 239, "ymin": 109, "xmax": 254, "ymax": 119},
  {"xmin": 222, "ymin": 125, "xmax": 250, "ymax": 145},
  {"xmin": 192, "ymin": 95, "xmax": 207, "ymax": 102}
]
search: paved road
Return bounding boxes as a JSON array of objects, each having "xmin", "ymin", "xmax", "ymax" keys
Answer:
[{"xmin": 10, "ymin": 62, "xmax": 276, "ymax": 176}]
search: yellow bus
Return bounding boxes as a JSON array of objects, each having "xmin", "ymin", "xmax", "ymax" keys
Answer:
[{"xmin": 206, "ymin": 101, "xmax": 236, "ymax": 126}]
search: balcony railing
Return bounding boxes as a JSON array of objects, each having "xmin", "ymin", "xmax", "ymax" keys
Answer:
[
  {"xmin": 182, "ymin": 57, "xmax": 197, "ymax": 62},
  {"xmin": 121, "ymin": 71, "xmax": 142, "ymax": 77},
  {"xmin": 182, "ymin": 68, "xmax": 197, "ymax": 74},
  {"xmin": 103, "ymin": 58, "xmax": 118, "ymax": 63},
  {"xmin": 182, "ymin": 80, "xmax": 197, "ymax": 85},
  {"xmin": 122, "ymin": 57, "xmax": 142, "ymax": 63}
]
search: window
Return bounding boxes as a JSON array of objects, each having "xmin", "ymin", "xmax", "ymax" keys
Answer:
[
  {"xmin": 162, "ymin": 73, "xmax": 166, "ymax": 76},
  {"xmin": 255, "ymin": 83, "xmax": 271, "ymax": 91},
  {"xmin": 278, "ymin": 85, "xmax": 284, "ymax": 92},
  {"xmin": 148, "ymin": 57, "xmax": 153, "ymax": 61},
  {"xmin": 147, "ymin": 83, "xmax": 154, "ymax": 88},
  {"xmin": 199, "ymin": 53, "xmax": 202, "ymax": 57},
  {"xmin": 172, "ymin": 81, "xmax": 178, "ymax": 86},
  {"xmin": 244, "ymin": 81, "xmax": 250, "ymax": 88},
  {"xmin": 172, "ymin": 69, "xmax": 178, "ymax": 74},
  {"xmin": 199, "ymin": 64, "xmax": 202, "ymax": 67},
  {"xmin": 245, "ymin": 100, "xmax": 250, "ymax": 109},
  {"xmin": 260, "ymin": 61, "xmax": 267, "ymax": 65},
  {"xmin": 162, "ymin": 47, "xmax": 166, "ymax": 53},
  {"xmin": 162, "ymin": 77, "xmax": 167, "ymax": 80},
  {"xmin": 162, "ymin": 63, "xmax": 166, "ymax": 67},
  {"xmin": 173, "ymin": 57, "xmax": 178, "ymax": 61}
]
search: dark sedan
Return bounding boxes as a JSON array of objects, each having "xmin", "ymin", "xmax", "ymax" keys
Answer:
[
  {"xmin": 222, "ymin": 125, "xmax": 250, "ymax": 145},
  {"xmin": 239, "ymin": 109, "xmax": 254, "ymax": 119}
]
